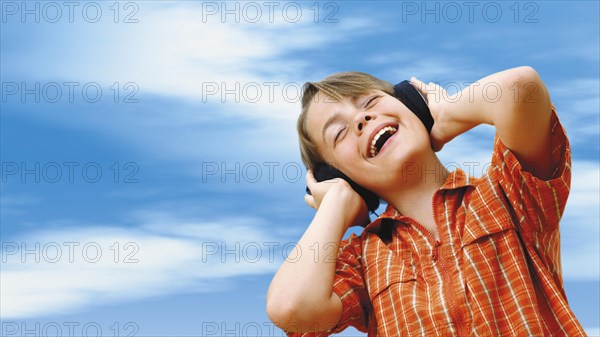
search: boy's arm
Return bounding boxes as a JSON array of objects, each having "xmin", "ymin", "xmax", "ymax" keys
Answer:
[
  {"xmin": 266, "ymin": 174, "xmax": 367, "ymax": 333},
  {"xmin": 413, "ymin": 66, "xmax": 553, "ymax": 179}
]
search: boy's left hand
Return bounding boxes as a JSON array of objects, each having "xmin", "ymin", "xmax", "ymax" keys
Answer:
[{"xmin": 410, "ymin": 77, "xmax": 468, "ymax": 152}]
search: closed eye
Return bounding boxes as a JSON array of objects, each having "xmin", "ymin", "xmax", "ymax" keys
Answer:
[
  {"xmin": 366, "ymin": 95, "xmax": 380, "ymax": 108},
  {"xmin": 334, "ymin": 126, "xmax": 347, "ymax": 145}
]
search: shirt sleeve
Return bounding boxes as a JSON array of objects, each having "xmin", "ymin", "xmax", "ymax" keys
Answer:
[
  {"xmin": 488, "ymin": 104, "xmax": 570, "ymax": 281},
  {"xmin": 490, "ymin": 103, "xmax": 571, "ymax": 235},
  {"xmin": 286, "ymin": 234, "xmax": 370, "ymax": 337}
]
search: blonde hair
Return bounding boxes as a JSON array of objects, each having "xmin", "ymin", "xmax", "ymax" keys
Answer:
[{"xmin": 297, "ymin": 71, "xmax": 394, "ymax": 170}]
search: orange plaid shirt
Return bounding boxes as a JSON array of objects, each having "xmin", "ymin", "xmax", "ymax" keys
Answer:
[{"xmin": 288, "ymin": 107, "xmax": 585, "ymax": 336}]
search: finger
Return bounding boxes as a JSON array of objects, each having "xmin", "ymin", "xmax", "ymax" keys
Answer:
[
  {"xmin": 304, "ymin": 193, "xmax": 316, "ymax": 209},
  {"xmin": 430, "ymin": 138, "xmax": 444, "ymax": 152},
  {"xmin": 323, "ymin": 177, "xmax": 341, "ymax": 185},
  {"xmin": 306, "ymin": 169, "xmax": 317, "ymax": 188},
  {"xmin": 410, "ymin": 76, "xmax": 424, "ymax": 87},
  {"xmin": 410, "ymin": 77, "xmax": 428, "ymax": 95},
  {"xmin": 306, "ymin": 169, "xmax": 316, "ymax": 183},
  {"xmin": 410, "ymin": 76, "xmax": 426, "ymax": 85}
]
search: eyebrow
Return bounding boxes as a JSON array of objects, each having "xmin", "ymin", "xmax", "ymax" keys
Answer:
[{"xmin": 321, "ymin": 112, "xmax": 342, "ymax": 146}]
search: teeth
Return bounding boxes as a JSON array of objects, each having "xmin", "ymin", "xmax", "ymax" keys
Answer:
[{"xmin": 369, "ymin": 126, "xmax": 397, "ymax": 157}]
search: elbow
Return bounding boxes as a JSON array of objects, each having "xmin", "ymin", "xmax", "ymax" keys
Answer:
[
  {"xmin": 510, "ymin": 65, "xmax": 550, "ymax": 107},
  {"xmin": 513, "ymin": 65, "xmax": 542, "ymax": 85},
  {"xmin": 267, "ymin": 295, "xmax": 330, "ymax": 333},
  {"xmin": 512, "ymin": 65, "xmax": 547, "ymax": 91},
  {"xmin": 267, "ymin": 292, "xmax": 313, "ymax": 332},
  {"xmin": 266, "ymin": 296, "xmax": 295, "ymax": 330}
]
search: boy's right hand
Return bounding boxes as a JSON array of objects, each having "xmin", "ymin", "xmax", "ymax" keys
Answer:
[{"xmin": 304, "ymin": 170, "xmax": 371, "ymax": 228}]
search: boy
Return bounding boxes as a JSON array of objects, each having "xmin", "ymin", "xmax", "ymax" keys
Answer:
[{"xmin": 266, "ymin": 67, "xmax": 585, "ymax": 336}]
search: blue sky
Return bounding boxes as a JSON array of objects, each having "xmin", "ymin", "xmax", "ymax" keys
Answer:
[{"xmin": 1, "ymin": 1, "xmax": 598, "ymax": 336}]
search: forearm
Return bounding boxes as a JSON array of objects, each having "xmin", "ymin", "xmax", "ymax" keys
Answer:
[
  {"xmin": 268, "ymin": 200, "xmax": 345, "ymax": 308},
  {"xmin": 444, "ymin": 66, "xmax": 548, "ymax": 128},
  {"xmin": 442, "ymin": 66, "xmax": 554, "ymax": 177},
  {"xmin": 267, "ymin": 188, "xmax": 361, "ymax": 330}
]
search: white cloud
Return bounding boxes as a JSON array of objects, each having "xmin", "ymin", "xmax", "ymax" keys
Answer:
[
  {"xmin": 548, "ymin": 78, "xmax": 600, "ymax": 141},
  {"xmin": 1, "ymin": 214, "xmax": 285, "ymax": 318},
  {"xmin": 587, "ymin": 327, "xmax": 600, "ymax": 337},
  {"xmin": 1, "ymin": 2, "xmax": 379, "ymax": 164},
  {"xmin": 0, "ymin": 194, "xmax": 40, "ymax": 218},
  {"xmin": 3, "ymin": 2, "xmax": 376, "ymax": 121},
  {"xmin": 528, "ymin": 25, "xmax": 600, "ymax": 63},
  {"xmin": 369, "ymin": 53, "xmax": 484, "ymax": 85},
  {"xmin": 561, "ymin": 160, "xmax": 600, "ymax": 281}
]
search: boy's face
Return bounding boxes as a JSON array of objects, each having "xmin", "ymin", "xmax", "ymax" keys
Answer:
[{"xmin": 306, "ymin": 89, "xmax": 431, "ymax": 195}]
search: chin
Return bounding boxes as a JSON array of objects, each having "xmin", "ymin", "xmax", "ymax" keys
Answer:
[{"xmin": 386, "ymin": 140, "xmax": 431, "ymax": 176}]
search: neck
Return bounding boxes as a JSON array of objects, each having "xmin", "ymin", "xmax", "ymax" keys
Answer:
[{"xmin": 380, "ymin": 153, "xmax": 449, "ymax": 235}]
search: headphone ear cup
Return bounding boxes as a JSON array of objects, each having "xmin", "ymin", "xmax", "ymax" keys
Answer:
[
  {"xmin": 312, "ymin": 163, "xmax": 380, "ymax": 213},
  {"xmin": 393, "ymin": 80, "xmax": 434, "ymax": 133}
]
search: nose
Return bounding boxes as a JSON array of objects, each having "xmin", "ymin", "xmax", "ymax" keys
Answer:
[{"xmin": 354, "ymin": 112, "xmax": 374, "ymax": 134}]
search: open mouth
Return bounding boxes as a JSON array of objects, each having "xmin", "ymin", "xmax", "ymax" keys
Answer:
[{"xmin": 368, "ymin": 124, "xmax": 398, "ymax": 158}]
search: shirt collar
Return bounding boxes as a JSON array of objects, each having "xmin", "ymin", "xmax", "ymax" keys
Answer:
[
  {"xmin": 364, "ymin": 168, "xmax": 476, "ymax": 232},
  {"xmin": 440, "ymin": 167, "xmax": 475, "ymax": 190}
]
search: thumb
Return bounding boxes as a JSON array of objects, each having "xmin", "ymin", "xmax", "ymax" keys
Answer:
[{"xmin": 410, "ymin": 77, "xmax": 428, "ymax": 95}]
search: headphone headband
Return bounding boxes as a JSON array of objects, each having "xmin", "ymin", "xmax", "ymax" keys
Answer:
[{"xmin": 393, "ymin": 80, "xmax": 434, "ymax": 133}]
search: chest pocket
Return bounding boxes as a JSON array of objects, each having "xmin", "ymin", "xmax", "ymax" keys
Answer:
[
  {"xmin": 364, "ymin": 240, "xmax": 417, "ymax": 299},
  {"xmin": 461, "ymin": 201, "xmax": 516, "ymax": 247}
]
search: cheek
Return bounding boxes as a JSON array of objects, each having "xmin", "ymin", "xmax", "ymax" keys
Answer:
[
  {"xmin": 333, "ymin": 146, "xmax": 371, "ymax": 182},
  {"xmin": 320, "ymin": 146, "xmax": 357, "ymax": 178},
  {"xmin": 331, "ymin": 141, "xmax": 360, "ymax": 164}
]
